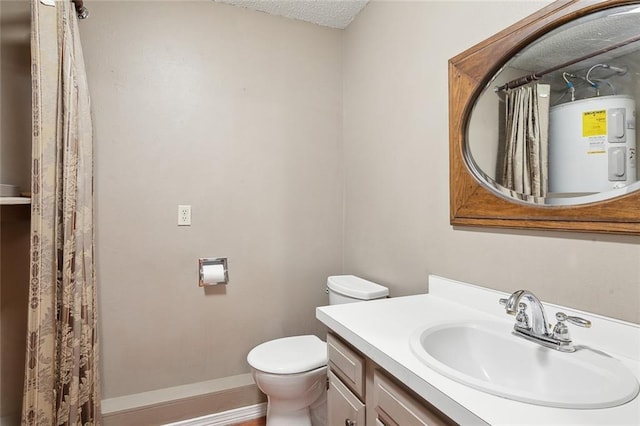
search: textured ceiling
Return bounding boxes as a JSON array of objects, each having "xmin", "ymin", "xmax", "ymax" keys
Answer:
[
  {"xmin": 215, "ymin": 0, "xmax": 369, "ymax": 29},
  {"xmin": 510, "ymin": 5, "xmax": 640, "ymax": 73}
]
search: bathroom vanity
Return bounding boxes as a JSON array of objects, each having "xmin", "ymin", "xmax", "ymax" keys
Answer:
[
  {"xmin": 327, "ymin": 332, "xmax": 453, "ymax": 425},
  {"xmin": 316, "ymin": 275, "xmax": 640, "ymax": 425}
]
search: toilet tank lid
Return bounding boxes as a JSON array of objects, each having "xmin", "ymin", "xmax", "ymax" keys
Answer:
[
  {"xmin": 247, "ymin": 335, "xmax": 327, "ymax": 374},
  {"xmin": 327, "ymin": 275, "xmax": 389, "ymax": 300}
]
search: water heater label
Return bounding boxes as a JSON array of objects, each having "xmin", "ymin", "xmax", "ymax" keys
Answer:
[{"xmin": 582, "ymin": 110, "xmax": 607, "ymax": 137}]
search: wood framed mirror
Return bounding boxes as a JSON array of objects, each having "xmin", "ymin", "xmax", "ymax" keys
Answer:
[{"xmin": 449, "ymin": 0, "xmax": 640, "ymax": 235}]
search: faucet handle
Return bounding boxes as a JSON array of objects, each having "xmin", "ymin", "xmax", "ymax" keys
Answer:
[
  {"xmin": 556, "ymin": 312, "xmax": 592, "ymax": 328},
  {"xmin": 553, "ymin": 312, "xmax": 591, "ymax": 342},
  {"xmin": 499, "ymin": 298, "xmax": 516, "ymax": 316},
  {"xmin": 553, "ymin": 313, "xmax": 571, "ymax": 342}
]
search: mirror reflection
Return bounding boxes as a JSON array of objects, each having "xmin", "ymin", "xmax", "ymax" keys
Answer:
[{"xmin": 467, "ymin": 3, "xmax": 640, "ymax": 206}]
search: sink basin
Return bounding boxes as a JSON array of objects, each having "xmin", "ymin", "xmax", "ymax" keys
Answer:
[{"xmin": 410, "ymin": 321, "xmax": 639, "ymax": 409}]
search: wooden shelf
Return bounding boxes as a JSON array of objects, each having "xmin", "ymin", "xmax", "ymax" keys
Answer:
[{"xmin": 0, "ymin": 197, "xmax": 31, "ymax": 205}]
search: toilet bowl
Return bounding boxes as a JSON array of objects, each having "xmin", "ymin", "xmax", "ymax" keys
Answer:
[
  {"xmin": 247, "ymin": 275, "xmax": 389, "ymax": 426},
  {"xmin": 248, "ymin": 335, "xmax": 327, "ymax": 426}
]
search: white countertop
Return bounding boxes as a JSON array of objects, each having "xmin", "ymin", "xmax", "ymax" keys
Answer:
[{"xmin": 316, "ymin": 275, "xmax": 640, "ymax": 425}]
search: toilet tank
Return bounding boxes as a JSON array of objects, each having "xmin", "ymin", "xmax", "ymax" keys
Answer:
[{"xmin": 327, "ymin": 275, "xmax": 389, "ymax": 305}]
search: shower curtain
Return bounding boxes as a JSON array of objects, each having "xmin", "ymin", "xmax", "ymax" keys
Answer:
[
  {"xmin": 502, "ymin": 83, "xmax": 550, "ymax": 199},
  {"xmin": 22, "ymin": 0, "xmax": 101, "ymax": 424}
]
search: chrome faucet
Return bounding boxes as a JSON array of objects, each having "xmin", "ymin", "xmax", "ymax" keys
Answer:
[
  {"xmin": 499, "ymin": 290, "xmax": 591, "ymax": 353},
  {"xmin": 501, "ymin": 290, "xmax": 550, "ymax": 337}
]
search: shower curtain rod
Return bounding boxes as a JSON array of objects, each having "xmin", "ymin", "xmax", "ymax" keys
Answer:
[
  {"xmin": 72, "ymin": 0, "xmax": 89, "ymax": 19},
  {"xmin": 494, "ymin": 33, "xmax": 640, "ymax": 92}
]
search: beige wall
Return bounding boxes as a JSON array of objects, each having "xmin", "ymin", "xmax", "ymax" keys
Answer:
[
  {"xmin": 79, "ymin": 1, "xmax": 343, "ymax": 398},
  {"xmin": 0, "ymin": 0, "xmax": 31, "ymax": 421},
  {"xmin": 0, "ymin": 206, "xmax": 30, "ymax": 422},
  {"xmin": 342, "ymin": 0, "xmax": 640, "ymax": 324},
  {"xmin": 0, "ymin": 0, "xmax": 31, "ymax": 193}
]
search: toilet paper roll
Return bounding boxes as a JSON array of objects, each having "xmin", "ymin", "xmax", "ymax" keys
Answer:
[{"xmin": 201, "ymin": 263, "xmax": 226, "ymax": 285}]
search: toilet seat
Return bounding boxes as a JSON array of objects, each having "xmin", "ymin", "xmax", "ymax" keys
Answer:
[{"xmin": 247, "ymin": 335, "xmax": 327, "ymax": 374}]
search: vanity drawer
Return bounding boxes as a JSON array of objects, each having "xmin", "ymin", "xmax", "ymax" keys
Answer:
[
  {"xmin": 374, "ymin": 370, "xmax": 453, "ymax": 426},
  {"xmin": 327, "ymin": 333, "xmax": 365, "ymax": 399}
]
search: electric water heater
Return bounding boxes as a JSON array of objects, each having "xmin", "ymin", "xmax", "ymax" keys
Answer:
[{"xmin": 549, "ymin": 95, "xmax": 637, "ymax": 194}]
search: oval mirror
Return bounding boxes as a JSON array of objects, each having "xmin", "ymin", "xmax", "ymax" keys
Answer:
[
  {"xmin": 467, "ymin": 2, "xmax": 640, "ymax": 206},
  {"xmin": 449, "ymin": 0, "xmax": 640, "ymax": 234}
]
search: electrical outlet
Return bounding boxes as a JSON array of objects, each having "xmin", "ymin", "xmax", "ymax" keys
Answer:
[{"xmin": 178, "ymin": 205, "xmax": 191, "ymax": 226}]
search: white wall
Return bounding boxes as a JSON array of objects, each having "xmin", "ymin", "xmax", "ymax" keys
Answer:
[{"xmin": 342, "ymin": 0, "xmax": 640, "ymax": 324}]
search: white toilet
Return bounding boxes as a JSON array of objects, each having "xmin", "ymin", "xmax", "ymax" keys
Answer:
[{"xmin": 247, "ymin": 275, "xmax": 389, "ymax": 426}]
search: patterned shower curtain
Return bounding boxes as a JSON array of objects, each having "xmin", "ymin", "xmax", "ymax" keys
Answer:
[
  {"xmin": 22, "ymin": 0, "xmax": 101, "ymax": 424},
  {"xmin": 502, "ymin": 83, "xmax": 550, "ymax": 200}
]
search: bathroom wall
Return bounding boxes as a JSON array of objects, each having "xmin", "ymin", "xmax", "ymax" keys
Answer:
[
  {"xmin": 79, "ymin": 0, "xmax": 343, "ymax": 401},
  {"xmin": 0, "ymin": 0, "xmax": 31, "ymax": 422},
  {"xmin": 0, "ymin": 206, "xmax": 30, "ymax": 424},
  {"xmin": 342, "ymin": 0, "xmax": 640, "ymax": 324},
  {"xmin": 0, "ymin": 0, "xmax": 31, "ymax": 193}
]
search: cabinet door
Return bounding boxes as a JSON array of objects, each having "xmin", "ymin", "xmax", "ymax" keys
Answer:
[
  {"xmin": 373, "ymin": 370, "xmax": 453, "ymax": 426},
  {"xmin": 328, "ymin": 370, "xmax": 365, "ymax": 426}
]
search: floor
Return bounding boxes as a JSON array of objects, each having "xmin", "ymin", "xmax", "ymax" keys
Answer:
[{"xmin": 233, "ymin": 417, "xmax": 266, "ymax": 426}]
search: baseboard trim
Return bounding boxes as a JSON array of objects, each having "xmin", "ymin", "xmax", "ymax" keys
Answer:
[
  {"xmin": 102, "ymin": 374, "xmax": 266, "ymax": 426},
  {"xmin": 165, "ymin": 402, "xmax": 266, "ymax": 426},
  {"xmin": 1, "ymin": 401, "xmax": 267, "ymax": 426}
]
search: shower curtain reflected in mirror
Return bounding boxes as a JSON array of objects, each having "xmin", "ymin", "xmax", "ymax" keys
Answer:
[
  {"xmin": 22, "ymin": 0, "xmax": 100, "ymax": 424},
  {"xmin": 501, "ymin": 83, "xmax": 550, "ymax": 201}
]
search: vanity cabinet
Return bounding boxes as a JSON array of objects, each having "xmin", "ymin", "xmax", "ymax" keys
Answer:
[
  {"xmin": 328, "ymin": 370, "xmax": 365, "ymax": 426},
  {"xmin": 327, "ymin": 333, "xmax": 365, "ymax": 425},
  {"xmin": 373, "ymin": 370, "xmax": 451, "ymax": 426},
  {"xmin": 327, "ymin": 332, "xmax": 454, "ymax": 426}
]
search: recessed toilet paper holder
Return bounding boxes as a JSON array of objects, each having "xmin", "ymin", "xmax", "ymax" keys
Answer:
[{"xmin": 199, "ymin": 257, "xmax": 229, "ymax": 287}]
